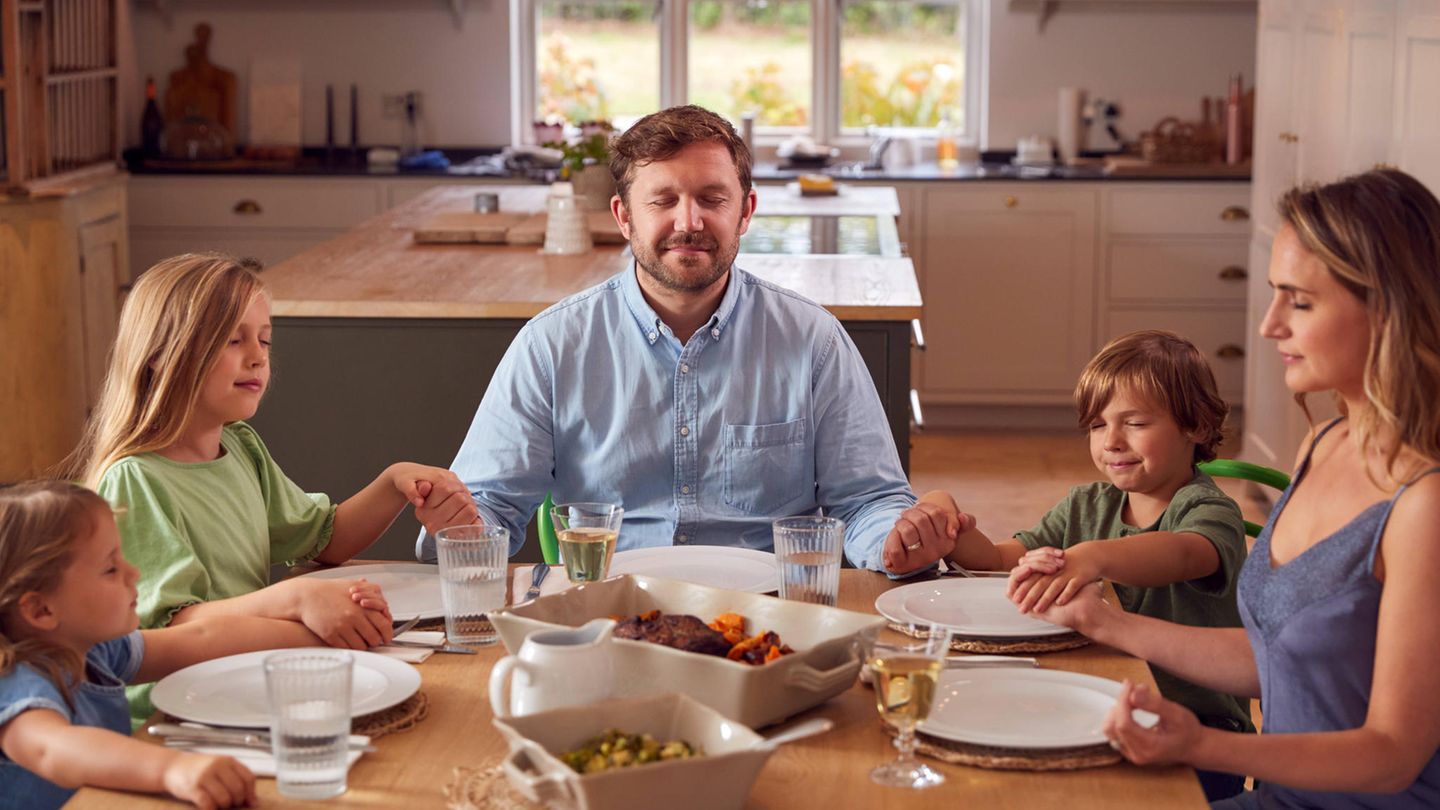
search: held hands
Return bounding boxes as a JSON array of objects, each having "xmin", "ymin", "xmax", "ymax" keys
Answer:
[
  {"xmin": 1029, "ymin": 580, "xmax": 1116, "ymax": 638},
  {"xmin": 882, "ymin": 491, "xmax": 975, "ymax": 574},
  {"xmin": 387, "ymin": 463, "xmax": 479, "ymax": 535},
  {"xmin": 294, "ymin": 578, "xmax": 394, "ymax": 650},
  {"xmin": 1102, "ymin": 679, "xmax": 1202, "ymax": 767},
  {"xmin": 162, "ymin": 750, "xmax": 257, "ymax": 809},
  {"xmin": 1007, "ymin": 545, "xmax": 1102, "ymax": 614}
]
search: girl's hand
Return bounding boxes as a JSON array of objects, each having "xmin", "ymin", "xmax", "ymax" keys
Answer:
[
  {"xmin": 294, "ymin": 579, "xmax": 394, "ymax": 649},
  {"xmin": 162, "ymin": 751, "xmax": 257, "ymax": 809},
  {"xmin": 388, "ymin": 463, "xmax": 479, "ymax": 534},
  {"xmin": 1102, "ymin": 680, "xmax": 1203, "ymax": 767},
  {"xmin": 347, "ymin": 578, "xmax": 390, "ymax": 614},
  {"xmin": 1008, "ymin": 548, "xmax": 1101, "ymax": 614}
]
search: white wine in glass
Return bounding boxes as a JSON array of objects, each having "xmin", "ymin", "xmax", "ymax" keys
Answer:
[
  {"xmin": 557, "ymin": 526, "xmax": 618, "ymax": 582},
  {"xmin": 870, "ymin": 654, "xmax": 942, "ymax": 727},
  {"xmin": 863, "ymin": 624, "xmax": 953, "ymax": 789}
]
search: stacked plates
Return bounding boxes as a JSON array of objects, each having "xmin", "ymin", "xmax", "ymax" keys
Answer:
[{"xmin": 874, "ymin": 578, "xmax": 1070, "ymax": 639}]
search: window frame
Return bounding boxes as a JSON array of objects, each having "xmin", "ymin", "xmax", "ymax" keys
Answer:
[{"xmin": 510, "ymin": 0, "xmax": 985, "ymax": 149}]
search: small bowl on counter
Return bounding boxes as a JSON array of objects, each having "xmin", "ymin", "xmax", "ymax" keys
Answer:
[{"xmin": 494, "ymin": 692, "xmax": 773, "ymax": 810}]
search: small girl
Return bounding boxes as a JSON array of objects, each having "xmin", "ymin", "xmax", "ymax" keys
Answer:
[
  {"xmin": 0, "ymin": 480, "xmax": 329, "ymax": 809},
  {"xmin": 66, "ymin": 253, "xmax": 479, "ymax": 725}
]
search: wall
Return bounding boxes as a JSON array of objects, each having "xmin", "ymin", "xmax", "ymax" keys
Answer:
[
  {"xmin": 127, "ymin": 1, "xmax": 1255, "ymax": 152},
  {"xmin": 986, "ymin": 2, "xmax": 1257, "ymax": 151}
]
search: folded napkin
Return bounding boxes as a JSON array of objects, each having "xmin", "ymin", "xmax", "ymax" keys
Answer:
[
  {"xmin": 162, "ymin": 727, "xmax": 369, "ymax": 778},
  {"xmin": 373, "ymin": 630, "xmax": 446, "ymax": 663},
  {"xmin": 510, "ymin": 565, "xmax": 573, "ymax": 603}
]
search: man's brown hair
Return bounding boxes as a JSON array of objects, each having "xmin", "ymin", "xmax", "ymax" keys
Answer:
[
  {"xmin": 609, "ymin": 105, "xmax": 753, "ymax": 205},
  {"xmin": 1074, "ymin": 330, "xmax": 1229, "ymax": 463}
]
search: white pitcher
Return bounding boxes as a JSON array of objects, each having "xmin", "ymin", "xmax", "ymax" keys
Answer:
[{"xmin": 488, "ymin": 618, "xmax": 616, "ymax": 718}]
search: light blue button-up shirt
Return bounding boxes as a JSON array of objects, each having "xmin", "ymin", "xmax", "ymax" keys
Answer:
[{"xmin": 416, "ymin": 264, "xmax": 915, "ymax": 572}]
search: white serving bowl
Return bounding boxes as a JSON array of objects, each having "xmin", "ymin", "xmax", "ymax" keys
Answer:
[
  {"xmin": 494, "ymin": 693, "xmax": 772, "ymax": 810},
  {"xmin": 490, "ymin": 574, "xmax": 883, "ymax": 728}
]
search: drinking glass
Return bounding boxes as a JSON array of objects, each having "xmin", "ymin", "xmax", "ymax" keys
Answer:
[
  {"xmin": 435, "ymin": 524, "xmax": 509, "ymax": 646},
  {"xmin": 264, "ymin": 650, "xmax": 353, "ymax": 800},
  {"xmin": 772, "ymin": 516, "xmax": 844, "ymax": 606},
  {"xmin": 857, "ymin": 623, "xmax": 954, "ymax": 788},
  {"xmin": 550, "ymin": 502, "xmax": 624, "ymax": 583}
]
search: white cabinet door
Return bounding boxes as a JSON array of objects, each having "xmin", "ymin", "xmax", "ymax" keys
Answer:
[
  {"xmin": 1343, "ymin": 2, "xmax": 1400, "ymax": 175},
  {"xmin": 1394, "ymin": 0, "xmax": 1440, "ymax": 192},
  {"xmin": 1253, "ymin": 0, "xmax": 1301, "ymax": 236},
  {"xmin": 917, "ymin": 186, "xmax": 1097, "ymax": 405},
  {"xmin": 1295, "ymin": 2, "xmax": 1348, "ymax": 185}
]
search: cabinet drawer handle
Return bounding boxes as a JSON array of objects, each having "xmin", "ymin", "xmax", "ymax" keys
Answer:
[
  {"xmin": 1218, "ymin": 265, "xmax": 1248, "ymax": 281},
  {"xmin": 233, "ymin": 199, "xmax": 263, "ymax": 215},
  {"xmin": 1219, "ymin": 206, "xmax": 1249, "ymax": 223},
  {"xmin": 1003, "ymin": 196, "xmax": 1018, "ymax": 209},
  {"xmin": 1216, "ymin": 344, "xmax": 1245, "ymax": 360},
  {"xmin": 910, "ymin": 319, "xmax": 926, "ymax": 350},
  {"xmin": 1373, "ymin": 162, "xmax": 1397, "ymax": 171},
  {"xmin": 909, "ymin": 389, "xmax": 925, "ymax": 432}
]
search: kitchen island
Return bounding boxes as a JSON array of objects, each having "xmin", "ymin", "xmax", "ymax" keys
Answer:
[{"xmin": 250, "ymin": 185, "xmax": 921, "ymax": 562}]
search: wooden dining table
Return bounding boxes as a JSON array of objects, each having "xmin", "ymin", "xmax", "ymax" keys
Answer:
[{"xmin": 67, "ymin": 568, "xmax": 1207, "ymax": 809}]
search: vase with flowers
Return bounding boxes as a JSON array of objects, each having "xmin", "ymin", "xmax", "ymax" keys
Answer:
[{"xmin": 547, "ymin": 121, "xmax": 616, "ymax": 211}]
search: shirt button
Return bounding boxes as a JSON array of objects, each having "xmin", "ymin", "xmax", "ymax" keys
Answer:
[
  {"xmin": 647, "ymin": 332, "xmax": 657, "ymax": 342},
  {"xmin": 710, "ymin": 328, "xmax": 720, "ymax": 338},
  {"xmin": 679, "ymin": 426, "xmax": 690, "ymax": 437},
  {"xmin": 680, "ymin": 363, "xmax": 690, "ymax": 374},
  {"xmin": 677, "ymin": 534, "xmax": 689, "ymax": 544},
  {"xmin": 681, "ymin": 484, "xmax": 691, "ymax": 494}
]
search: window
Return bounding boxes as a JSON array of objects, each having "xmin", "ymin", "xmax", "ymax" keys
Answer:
[{"xmin": 511, "ymin": 0, "xmax": 982, "ymax": 145}]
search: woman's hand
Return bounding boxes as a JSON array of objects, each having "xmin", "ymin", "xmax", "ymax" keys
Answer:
[
  {"xmin": 388, "ymin": 463, "xmax": 479, "ymax": 534},
  {"xmin": 1030, "ymin": 578, "xmax": 1117, "ymax": 638},
  {"xmin": 1102, "ymin": 680, "xmax": 1203, "ymax": 767},
  {"xmin": 292, "ymin": 579, "xmax": 393, "ymax": 649},
  {"xmin": 162, "ymin": 751, "xmax": 257, "ymax": 809},
  {"xmin": 1008, "ymin": 546, "xmax": 1102, "ymax": 613}
]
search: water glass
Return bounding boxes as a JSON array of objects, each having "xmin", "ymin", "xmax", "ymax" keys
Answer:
[
  {"xmin": 264, "ymin": 650, "xmax": 353, "ymax": 800},
  {"xmin": 772, "ymin": 516, "xmax": 845, "ymax": 606},
  {"xmin": 857, "ymin": 623, "xmax": 954, "ymax": 789},
  {"xmin": 551, "ymin": 502, "xmax": 624, "ymax": 583},
  {"xmin": 436, "ymin": 524, "xmax": 509, "ymax": 646}
]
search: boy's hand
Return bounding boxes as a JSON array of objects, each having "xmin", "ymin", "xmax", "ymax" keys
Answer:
[
  {"xmin": 347, "ymin": 578, "xmax": 391, "ymax": 614},
  {"xmin": 1009, "ymin": 546, "xmax": 1101, "ymax": 613},
  {"xmin": 388, "ymin": 463, "xmax": 479, "ymax": 534},
  {"xmin": 1102, "ymin": 680, "xmax": 1202, "ymax": 767},
  {"xmin": 162, "ymin": 751, "xmax": 257, "ymax": 809},
  {"xmin": 882, "ymin": 496, "xmax": 967, "ymax": 574},
  {"xmin": 294, "ymin": 579, "xmax": 394, "ymax": 649}
]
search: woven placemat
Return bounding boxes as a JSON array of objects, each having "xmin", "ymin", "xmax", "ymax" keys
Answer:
[
  {"xmin": 412, "ymin": 618, "xmax": 448, "ymax": 633},
  {"xmin": 353, "ymin": 691, "xmax": 429, "ymax": 738},
  {"xmin": 886, "ymin": 621, "xmax": 1092, "ymax": 654},
  {"xmin": 444, "ymin": 765, "xmax": 545, "ymax": 810},
  {"xmin": 883, "ymin": 722, "xmax": 1121, "ymax": 771}
]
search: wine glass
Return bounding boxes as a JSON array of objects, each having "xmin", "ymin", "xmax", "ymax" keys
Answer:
[{"xmin": 859, "ymin": 622, "xmax": 953, "ymax": 788}]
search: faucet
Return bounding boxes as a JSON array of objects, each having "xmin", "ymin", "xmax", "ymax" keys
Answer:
[{"xmin": 865, "ymin": 131, "xmax": 893, "ymax": 170}]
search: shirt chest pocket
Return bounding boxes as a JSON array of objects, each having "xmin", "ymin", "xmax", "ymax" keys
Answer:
[{"xmin": 723, "ymin": 418, "xmax": 809, "ymax": 515}]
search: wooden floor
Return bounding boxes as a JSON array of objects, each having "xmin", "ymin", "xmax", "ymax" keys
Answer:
[{"xmin": 907, "ymin": 429, "xmax": 1275, "ymax": 546}]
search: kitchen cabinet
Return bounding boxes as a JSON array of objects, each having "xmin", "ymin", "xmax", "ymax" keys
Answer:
[
  {"xmin": 1244, "ymin": 0, "xmax": 1440, "ymax": 469},
  {"xmin": 0, "ymin": 176, "xmax": 130, "ymax": 480}
]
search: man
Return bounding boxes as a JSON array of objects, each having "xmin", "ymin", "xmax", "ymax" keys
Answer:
[{"xmin": 417, "ymin": 105, "xmax": 954, "ymax": 575}]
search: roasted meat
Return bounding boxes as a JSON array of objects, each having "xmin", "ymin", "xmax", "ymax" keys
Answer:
[{"xmin": 612, "ymin": 611, "xmax": 734, "ymax": 658}]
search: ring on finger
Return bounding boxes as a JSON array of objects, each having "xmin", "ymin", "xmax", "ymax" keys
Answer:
[{"xmin": 905, "ymin": 541, "xmax": 922, "ymax": 551}]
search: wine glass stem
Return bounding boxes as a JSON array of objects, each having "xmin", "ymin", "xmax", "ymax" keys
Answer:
[{"xmin": 894, "ymin": 724, "xmax": 918, "ymax": 766}]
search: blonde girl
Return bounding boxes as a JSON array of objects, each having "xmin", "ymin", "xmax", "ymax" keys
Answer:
[
  {"xmin": 68, "ymin": 254, "xmax": 478, "ymax": 724},
  {"xmin": 0, "ymin": 480, "xmax": 330, "ymax": 810},
  {"xmin": 1041, "ymin": 169, "xmax": 1440, "ymax": 807}
]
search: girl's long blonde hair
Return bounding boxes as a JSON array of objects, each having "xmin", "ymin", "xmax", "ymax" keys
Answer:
[
  {"xmin": 1278, "ymin": 169, "xmax": 1440, "ymax": 484},
  {"xmin": 65, "ymin": 253, "xmax": 265, "ymax": 487},
  {"xmin": 0, "ymin": 481, "xmax": 111, "ymax": 708}
]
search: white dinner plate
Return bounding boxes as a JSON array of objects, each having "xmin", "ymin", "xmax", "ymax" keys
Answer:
[
  {"xmin": 151, "ymin": 649, "xmax": 421, "ymax": 728},
  {"xmin": 920, "ymin": 668, "xmax": 1125, "ymax": 749},
  {"xmin": 609, "ymin": 546, "xmax": 780, "ymax": 593},
  {"xmin": 874, "ymin": 578, "xmax": 1070, "ymax": 639},
  {"xmin": 295, "ymin": 563, "xmax": 443, "ymax": 620}
]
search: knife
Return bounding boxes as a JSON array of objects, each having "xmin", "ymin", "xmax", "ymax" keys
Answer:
[
  {"xmin": 945, "ymin": 655, "xmax": 1038, "ymax": 668},
  {"xmin": 523, "ymin": 564, "xmax": 551, "ymax": 602},
  {"xmin": 147, "ymin": 723, "xmax": 378, "ymax": 753},
  {"xmin": 382, "ymin": 639, "xmax": 478, "ymax": 655}
]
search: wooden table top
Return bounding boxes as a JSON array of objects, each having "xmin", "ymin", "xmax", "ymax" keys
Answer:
[
  {"xmin": 68, "ymin": 569, "xmax": 1204, "ymax": 809},
  {"xmin": 261, "ymin": 185, "xmax": 922, "ymax": 322}
]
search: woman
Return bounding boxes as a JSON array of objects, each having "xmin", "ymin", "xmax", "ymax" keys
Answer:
[{"xmin": 1041, "ymin": 169, "xmax": 1440, "ymax": 807}]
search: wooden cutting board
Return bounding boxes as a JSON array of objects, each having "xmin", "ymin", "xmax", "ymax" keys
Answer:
[
  {"xmin": 505, "ymin": 211, "xmax": 626, "ymax": 246},
  {"xmin": 412, "ymin": 212, "xmax": 530, "ymax": 244}
]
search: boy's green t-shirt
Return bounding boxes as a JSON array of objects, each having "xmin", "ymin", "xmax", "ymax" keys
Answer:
[
  {"xmin": 1014, "ymin": 468, "xmax": 1254, "ymax": 732},
  {"xmin": 96, "ymin": 421, "xmax": 337, "ymax": 726}
]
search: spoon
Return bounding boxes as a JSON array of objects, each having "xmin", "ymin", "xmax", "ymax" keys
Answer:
[{"xmin": 756, "ymin": 718, "xmax": 834, "ymax": 750}]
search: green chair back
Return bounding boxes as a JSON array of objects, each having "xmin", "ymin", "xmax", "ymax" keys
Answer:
[
  {"xmin": 537, "ymin": 492, "xmax": 559, "ymax": 564},
  {"xmin": 1197, "ymin": 458, "xmax": 1292, "ymax": 538}
]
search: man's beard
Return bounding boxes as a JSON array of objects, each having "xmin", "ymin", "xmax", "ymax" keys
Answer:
[{"xmin": 632, "ymin": 227, "xmax": 741, "ymax": 293}]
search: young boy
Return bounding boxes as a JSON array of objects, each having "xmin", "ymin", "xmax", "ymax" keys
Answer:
[{"xmin": 927, "ymin": 329, "xmax": 1252, "ymax": 802}]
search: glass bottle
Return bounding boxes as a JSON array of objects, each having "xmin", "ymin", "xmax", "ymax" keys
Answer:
[
  {"xmin": 142, "ymin": 76, "xmax": 164, "ymax": 158},
  {"xmin": 935, "ymin": 107, "xmax": 959, "ymax": 171}
]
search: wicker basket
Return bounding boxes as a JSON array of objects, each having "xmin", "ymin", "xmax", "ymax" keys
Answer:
[{"xmin": 1140, "ymin": 116, "xmax": 1217, "ymax": 164}]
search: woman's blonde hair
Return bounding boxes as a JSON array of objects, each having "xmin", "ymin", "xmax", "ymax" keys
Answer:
[
  {"xmin": 65, "ymin": 253, "xmax": 265, "ymax": 486},
  {"xmin": 1075, "ymin": 330, "xmax": 1229, "ymax": 464},
  {"xmin": 1278, "ymin": 169, "xmax": 1440, "ymax": 483},
  {"xmin": 0, "ymin": 481, "xmax": 112, "ymax": 708}
]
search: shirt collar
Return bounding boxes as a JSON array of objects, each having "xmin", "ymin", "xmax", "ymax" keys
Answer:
[{"xmin": 620, "ymin": 261, "xmax": 746, "ymax": 345}]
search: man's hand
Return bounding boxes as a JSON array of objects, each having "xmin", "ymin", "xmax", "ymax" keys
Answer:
[
  {"xmin": 388, "ymin": 463, "xmax": 479, "ymax": 534},
  {"xmin": 161, "ymin": 751, "xmax": 257, "ymax": 809},
  {"xmin": 881, "ymin": 497, "xmax": 970, "ymax": 574},
  {"xmin": 291, "ymin": 579, "xmax": 394, "ymax": 650},
  {"xmin": 1008, "ymin": 545, "xmax": 1102, "ymax": 613}
]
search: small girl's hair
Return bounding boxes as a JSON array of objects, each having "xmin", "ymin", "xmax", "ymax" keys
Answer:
[
  {"xmin": 65, "ymin": 253, "xmax": 265, "ymax": 486},
  {"xmin": 0, "ymin": 480, "xmax": 111, "ymax": 708},
  {"xmin": 1074, "ymin": 330, "xmax": 1229, "ymax": 463}
]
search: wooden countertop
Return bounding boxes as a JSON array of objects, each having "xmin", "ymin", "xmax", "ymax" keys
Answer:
[
  {"xmin": 262, "ymin": 185, "xmax": 922, "ymax": 321},
  {"xmin": 68, "ymin": 569, "xmax": 1205, "ymax": 809}
]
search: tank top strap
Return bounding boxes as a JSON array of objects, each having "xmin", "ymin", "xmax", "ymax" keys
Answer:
[
  {"xmin": 1293, "ymin": 417, "xmax": 1348, "ymax": 484},
  {"xmin": 1367, "ymin": 465, "xmax": 1440, "ymax": 570}
]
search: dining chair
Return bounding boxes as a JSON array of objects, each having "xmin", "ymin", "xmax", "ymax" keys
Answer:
[{"xmin": 1197, "ymin": 458, "xmax": 1292, "ymax": 538}]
